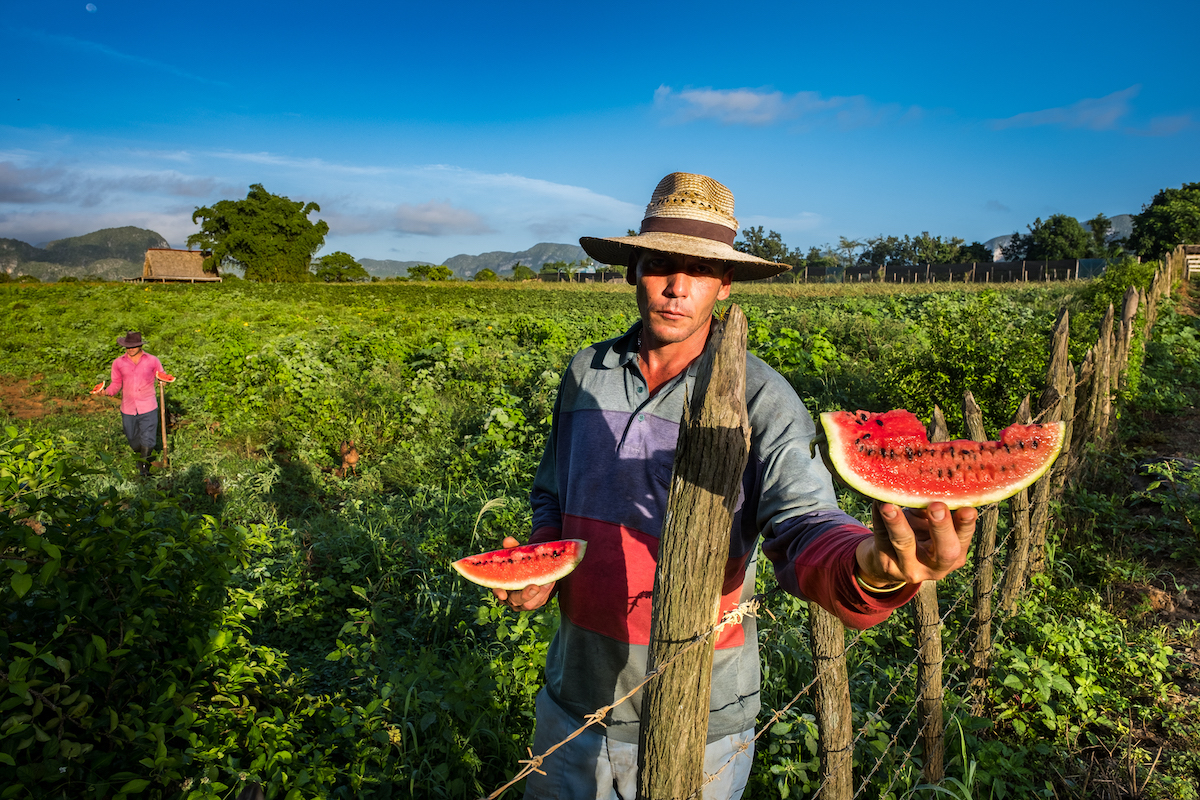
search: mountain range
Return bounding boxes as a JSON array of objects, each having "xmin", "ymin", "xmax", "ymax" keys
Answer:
[{"xmin": 1, "ymin": 215, "xmax": 1136, "ymax": 282}]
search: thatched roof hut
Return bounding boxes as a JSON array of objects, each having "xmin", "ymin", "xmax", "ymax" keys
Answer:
[{"xmin": 132, "ymin": 249, "xmax": 221, "ymax": 283}]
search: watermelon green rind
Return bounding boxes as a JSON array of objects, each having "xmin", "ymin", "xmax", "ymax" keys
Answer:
[
  {"xmin": 452, "ymin": 539, "xmax": 587, "ymax": 590},
  {"xmin": 819, "ymin": 410, "xmax": 1065, "ymax": 509}
]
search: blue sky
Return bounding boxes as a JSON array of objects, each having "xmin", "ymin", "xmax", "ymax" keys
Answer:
[{"xmin": 3, "ymin": 0, "xmax": 1198, "ymax": 264}]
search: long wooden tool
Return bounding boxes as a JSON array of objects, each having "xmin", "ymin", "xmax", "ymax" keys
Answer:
[{"xmin": 158, "ymin": 380, "xmax": 169, "ymax": 470}]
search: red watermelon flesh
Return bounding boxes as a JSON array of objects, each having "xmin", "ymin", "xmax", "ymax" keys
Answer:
[
  {"xmin": 819, "ymin": 409, "xmax": 1064, "ymax": 509},
  {"xmin": 452, "ymin": 539, "xmax": 587, "ymax": 590},
  {"xmin": 156, "ymin": 371, "xmax": 176, "ymax": 383}
]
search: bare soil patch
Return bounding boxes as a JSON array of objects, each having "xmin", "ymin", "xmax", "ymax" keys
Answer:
[{"xmin": 0, "ymin": 374, "xmax": 112, "ymax": 420}]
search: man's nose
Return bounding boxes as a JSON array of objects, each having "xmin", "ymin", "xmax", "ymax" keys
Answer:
[{"xmin": 663, "ymin": 271, "xmax": 688, "ymax": 295}]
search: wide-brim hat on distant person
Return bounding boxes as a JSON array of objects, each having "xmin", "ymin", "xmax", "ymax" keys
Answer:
[
  {"xmin": 117, "ymin": 331, "xmax": 143, "ymax": 348},
  {"xmin": 580, "ymin": 172, "xmax": 790, "ymax": 284}
]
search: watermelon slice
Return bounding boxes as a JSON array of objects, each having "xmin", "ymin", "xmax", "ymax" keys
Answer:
[
  {"xmin": 452, "ymin": 539, "xmax": 587, "ymax": 590},
  {"xmin": 819, "ymin": 409, "xmax": 1064, "ymax": 509},
  {"xmin": 156, "ymin": 371, "xmax": 176, "ymax": 383},
  {"xmin": 89, "ymin": 381, "xmax": 105, "ymax": 395}
]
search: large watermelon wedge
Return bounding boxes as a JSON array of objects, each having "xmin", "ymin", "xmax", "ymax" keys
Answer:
[
  {"xmin": 819, "ymin": 409, "xmax": 1064, "ymax": 509},
  {"xmin": 452, "ymin": 539, "xmax": 587, "ymax": 590}
]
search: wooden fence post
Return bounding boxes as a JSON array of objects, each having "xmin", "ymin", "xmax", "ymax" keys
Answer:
[
  {"xmin": 1029, "ymin": 309, "xmax": 1071, "ymax": 577},
  {"xmin": 638, "ymin": 306, "xmax": 752, "ymax": 799},
  {"xmin": 999, "ymin": 397, "xmax": 1033, "ymax": 613},
  {"xmin": 1093, "ymin": 305, "xmax": 1115, "ymax": 446},
  {"xmin": 964, "ymin": 392, "xmax": 1000, "ymax": 711},
  {"xmin": 811, "ymin": 604, "xmax": 853, "ymax": 800},
  {"xmin": 911, "ymin": 407, "xmax": 947, "ymax": 782}
]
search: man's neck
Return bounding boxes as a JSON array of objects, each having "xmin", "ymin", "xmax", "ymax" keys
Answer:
[{"xmin": 638, "ymin": 320, "xmax": 712, "ymax": 395}]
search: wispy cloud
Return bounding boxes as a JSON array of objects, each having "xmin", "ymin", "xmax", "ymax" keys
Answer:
[
  {"xmin": 653, "ymin": 85, "xmax": 914, "ymax": 129},
  {"xmin": 1130, "ymin": 114, "xmax": 1195, "ymax": 137},
  {"xmin": 18, "ymin": 27, "xmax": 227, "ymax": 87},
  {"xmin": 991, "ymin": 86, "xmax": 1139, "ymax": 131},
  {"xmin": 985, "ymin": 200, "xmax": 1011, "ymax": 213},
  {"xmin": 393, "ymin": 200, "xmax": 493, "ymax": 236},
  {"xmin": 0, "ymin": 159, "xmax": 229, "ymax": 207}
]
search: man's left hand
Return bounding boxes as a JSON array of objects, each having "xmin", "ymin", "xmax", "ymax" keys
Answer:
[{"xmin": 855, "ymin": 501, "xmax": 977, "ymax": 589}]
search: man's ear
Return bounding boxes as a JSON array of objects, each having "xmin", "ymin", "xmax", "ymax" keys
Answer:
[{"xmin": 717, "ymin": 266, "xmax": 733, "ymax": 299}]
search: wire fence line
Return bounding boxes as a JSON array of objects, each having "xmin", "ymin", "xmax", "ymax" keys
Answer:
[{"xmin": 477, "ymin": 249, "xmax": 1186, "ymax": 798}]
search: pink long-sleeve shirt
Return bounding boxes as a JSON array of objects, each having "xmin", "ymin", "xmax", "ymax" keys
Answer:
[{"xmin": 107, "ymin": 352, "xmax": 163, "ymax": 415}]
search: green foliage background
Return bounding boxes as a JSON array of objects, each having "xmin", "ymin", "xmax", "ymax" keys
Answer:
[{"xmin": 1, "ymin": 276, "xmax": 1196, "ymax": 798}]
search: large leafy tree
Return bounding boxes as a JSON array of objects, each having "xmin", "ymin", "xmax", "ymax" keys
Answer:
[
  {"xmin": 312, "ymin": 251, "xmax": 368, "ymax": 282},
  {"xmin": 1127, "ymin": 182, "xmax": 1200, "ymax": 260},
  {"xmin": 188, "ymin": 184, "xmax": 329, "ymax": 282},
  {"xmin": 1002, "ymin": 214, "xmax": 1095, "ymax": 261}
]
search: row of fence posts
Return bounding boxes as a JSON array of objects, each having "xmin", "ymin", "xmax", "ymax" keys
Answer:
[{"xmin": 805, "ymin": 246, "xmax": 1185, "ymax": 796}]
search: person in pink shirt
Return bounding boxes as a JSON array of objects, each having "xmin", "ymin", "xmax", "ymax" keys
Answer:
[{"xmin": 90, "ymin": 331, "xmax": 168, "ymax": 476}]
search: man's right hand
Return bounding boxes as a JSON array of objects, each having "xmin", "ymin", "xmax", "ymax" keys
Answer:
[
  {"xmin": 491, "ymin": 536, "xmax": 556, "ymax": 612},
  {"xmin": 89, "ymin": 382, "xmax": 105, "ymax": 395}
]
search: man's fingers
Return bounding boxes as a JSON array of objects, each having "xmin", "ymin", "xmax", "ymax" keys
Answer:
[{"xmin": 501, "ymin": 536, "xmax": 520, "ymax": 549}]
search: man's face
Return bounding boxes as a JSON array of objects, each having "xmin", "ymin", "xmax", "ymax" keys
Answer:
[
  {"xmin": 125, "ymin": 346, "xmax": 142, "ymax": 357},
  {"xmin": 635, "ymin": 251, "xmax": 732, "ymax": 349}
]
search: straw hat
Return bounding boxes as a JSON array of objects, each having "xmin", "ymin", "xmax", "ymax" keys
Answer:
[{"xmin": 580, "ymin": 172, "xmax": 790, "ymax": 283}]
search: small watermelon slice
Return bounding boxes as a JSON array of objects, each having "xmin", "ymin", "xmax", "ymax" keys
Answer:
[
  {"xmin": 452, "ymin": 539, "xmax": 587, "ymax": 590},
  {"xmin": 90, "ymin": 381, "xmax": 105, "ymax": 395},
  {"xmin": 819, "ymin": 409, "xmax": 1064, "ymax": 509},
  {"xmin": 156, "ymin": 371, "xmax": 176, "ymax": 383}
]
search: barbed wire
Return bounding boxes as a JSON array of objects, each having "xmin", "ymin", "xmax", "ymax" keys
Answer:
[{"xmin": 480, "ymin": 595, "xmax": 764, "ymax": 800}]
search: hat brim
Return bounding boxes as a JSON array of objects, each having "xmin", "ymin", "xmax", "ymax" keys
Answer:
[
  {"xmin": 117, "ymin": 336, "xmax": 142, "ymax": 348},
  {"xmin": 580, "ymin": 233, "xmax": 789, "ymax": 282}
]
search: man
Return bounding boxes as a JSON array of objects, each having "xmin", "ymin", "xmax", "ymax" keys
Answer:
[
  {"xmin": 91, "ymin": 331, "xmax": 167, "ymax": 477},
  {"xmin": 495, "ymin": 173, "xmax": 978, "ymax": 799}
]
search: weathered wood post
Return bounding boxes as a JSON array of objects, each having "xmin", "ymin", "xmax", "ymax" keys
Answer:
[
  {"xmin": 1029, "ymin": 309, "xmax": 1071, "ymax": 577},
  {"xmin": 810, "ymin": 605, "xmax": 853, "ymax": 800},
  {"xmin": 999, "ymin": 397, "xmax": 1033, "ymax": 613},
  {"xmin": 912, "ymin": 407, "xmax": 947, "ymax": 782},
  {"xmin": 638, "ymin": 306, "xmax": 752, "ymax": 799},
  {"xmin": 964, "ymin": 392, "xmax": 999, "ymax": 711}
]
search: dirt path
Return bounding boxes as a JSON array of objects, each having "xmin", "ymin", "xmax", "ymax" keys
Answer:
[{"xmin": 0, "ymin": 375, "xmax": 111, "ymax": 420}]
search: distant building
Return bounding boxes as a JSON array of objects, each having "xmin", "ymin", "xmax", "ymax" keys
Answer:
[{"xmin": 129, "ymin": 248, "xmax": 221, "ymax": 283}]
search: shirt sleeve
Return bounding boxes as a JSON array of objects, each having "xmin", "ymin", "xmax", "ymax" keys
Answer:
[
  {"xmin": 106, "ymin": 359, "xmax": 123, "ymax": 397},
  {"xmin": 529, "ymin": 364, "xmax": 568, "ymax": 541},
  {"xmin": 746, "ymin": 357, "xmax": 915, "ymax": 629}
]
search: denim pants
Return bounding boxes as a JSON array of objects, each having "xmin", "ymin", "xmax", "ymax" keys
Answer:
[
  {"xmin": 122, "ymin": 410, "xmax": 158, "ymax": 457},
  {"xmin": 523, "ymin": 688, "xmax": 754, "ymax": 800}
]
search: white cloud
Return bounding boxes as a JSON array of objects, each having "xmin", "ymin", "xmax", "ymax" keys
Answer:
[
  {"xmin": 653, "ymin": 85, "xmax": 915, "ymax": 129},
  {"xmin": 393, "ymin": 200, "xmax": 493, "ymax": 236},
  {"xmin": 991, "ymin": 86, "xmax": 1139, "ymax": 131}
]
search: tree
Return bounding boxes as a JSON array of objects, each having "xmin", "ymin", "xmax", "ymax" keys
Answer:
[
  {"xmin": 407, "ymin": 264, "xmax": 454, "ymax": 281},
  {"xmin": 189, "ymin": 184, "xmax": 328, "ymax": 282},
  {"xmin": 1085, "ymin": 213, "xmax": 1113, "ymax": 256},
  {"xmin": 474, "ymin": 268, "xmax": 498, "ymax": 281},
  {"xmin": 312, "ymin": 251, "xmax": 369, "ymax": 283},
  {"xmin": 510, "ymin": 263, "xmax": 537, "ymax": 281},
  {"xmin": 1128, "ymin": 182, "xmax": 1200, "ymax": 260},
  {"xmin": 1002, "ymin": 214, "xmax": 1094, "ymax": 261},
  {"xmin": 836, "ymin": 236, "xmax": 864, "ymax": 268},
  {"xmin": 734, "ymin": 227, "xmax": 804, "ymax": 267}
]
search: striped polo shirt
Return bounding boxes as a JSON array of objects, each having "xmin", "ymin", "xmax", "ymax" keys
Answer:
[{"xmin": 529, "ymin": 321, "xmax": 919, "ymax": 743}]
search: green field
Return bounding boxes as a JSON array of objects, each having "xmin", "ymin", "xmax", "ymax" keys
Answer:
[{"xmin": 2, "ymin": 274, "xmax": 1198, "ymax": 799}]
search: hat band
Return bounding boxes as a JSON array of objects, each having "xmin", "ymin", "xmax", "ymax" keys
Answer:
[{"xmin": 640, "ymin": 216, "xmax": 737, "ymax": 247}]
